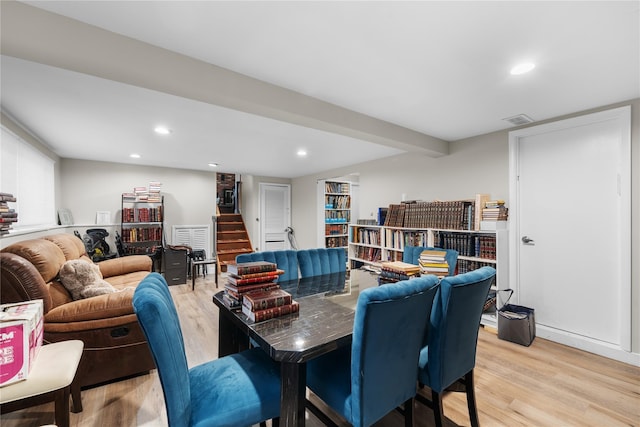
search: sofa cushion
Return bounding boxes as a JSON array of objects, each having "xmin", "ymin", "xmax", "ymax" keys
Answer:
[
  {"xmin": 44, "ymin": 233, "xmax": 87, "ymax": 260},
  {"xmin": 1, "ymin": 239, "xmax": 66, "ymax": 283},
  {"xmin": 59, "ymin": 259, "xmax": 117, "ymax": 300}
]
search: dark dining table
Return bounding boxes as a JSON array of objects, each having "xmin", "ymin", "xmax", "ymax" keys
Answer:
[{"xmin": 212, "ymin": 268, "xmax": 379, "ymax": 427}]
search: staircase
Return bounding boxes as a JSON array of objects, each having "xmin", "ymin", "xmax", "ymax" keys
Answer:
[{"xmin": 216, "ymin": 213, "xmax": 253, "ymax": 272}]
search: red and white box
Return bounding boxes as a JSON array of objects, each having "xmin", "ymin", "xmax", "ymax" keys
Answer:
[{"xmin": 0, "ymin": 300, "xmax": 44, "ymax": 387}]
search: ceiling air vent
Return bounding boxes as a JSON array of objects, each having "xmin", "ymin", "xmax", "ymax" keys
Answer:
[{"xmin": 503, "ymin": 114, "xmax": 534, "ymax": 126}]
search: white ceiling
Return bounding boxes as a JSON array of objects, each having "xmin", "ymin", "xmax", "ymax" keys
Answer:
[{"xmin": 1, "ymin": 1, "xmax": 639, "ymax": 178}]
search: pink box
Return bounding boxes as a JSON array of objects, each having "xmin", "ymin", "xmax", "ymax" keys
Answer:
[{"xmin": 0, "ymin": 300, "xmax": 44, "ymax": 387}]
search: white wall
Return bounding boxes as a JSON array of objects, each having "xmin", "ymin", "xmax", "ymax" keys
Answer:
[
  {"xmin": 59, "ymin": 159, "xmax": 217, "ymax": 246},
  {"xmin": 291, "ymin": 98, "xmax": 640, "ymax": 355}
]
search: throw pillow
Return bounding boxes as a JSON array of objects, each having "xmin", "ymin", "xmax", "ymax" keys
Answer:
[{"xmin": 59, "ymin": 259, "xmax": 117, "ymax": 300}]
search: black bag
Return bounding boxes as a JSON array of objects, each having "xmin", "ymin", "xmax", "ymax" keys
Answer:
[{"xmin": 497, "ymin": 289, "xmax": 536, "ymax": 346}]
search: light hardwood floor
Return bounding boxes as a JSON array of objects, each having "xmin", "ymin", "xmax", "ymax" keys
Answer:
[{"xmin": 2, "ymin": 274, "xmax": 639, "ymax": 427}]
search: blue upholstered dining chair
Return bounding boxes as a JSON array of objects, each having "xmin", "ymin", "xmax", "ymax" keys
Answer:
[
  {"xmin": 297, "ymin": 247, "xmax": 346, "ymax": 278},
  {"xmin": 417, "ymin": 266, "xmax": 496, "ymax": 427},
  {"xmin": 306, "ymin": 274, "xmax": 440, "ymax": 427},
  {"xmin": 132, "ymin": 273, "xmax": 281, "ymax": 427},
  {"xmin": 236, "ymin": 249, "xmax": 299, "ymax": 281},
  {"xmin": 403, "ymin": 246, "xmax": 459, "ymax": 276}
]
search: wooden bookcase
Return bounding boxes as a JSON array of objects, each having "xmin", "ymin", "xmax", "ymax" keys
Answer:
[
  {"xmin": 348, "ymin": 224, "xmax": 508, "ymax": 327},
  {"xmin": 317, "ymin": 180, "xmax": 351, "ymax": 249}
]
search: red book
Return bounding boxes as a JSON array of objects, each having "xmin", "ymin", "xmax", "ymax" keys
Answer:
[
  {"xmin": 242, "ymin": 289, "xmax": 293, "ymax": 311},
  {"xmin": 224, "ymin": 282, "xmax": 280, "ymax": 296},
  {"xmin": 227, "ymin": 272, "xmax": 283, "ymax": 286},
  {"xmin": 242, "ymin": 301, "xmax": 299, "ymax": 322},
  {"xmin": 227, "ymin": 261, "xmax": 277, "ymax": 276}
]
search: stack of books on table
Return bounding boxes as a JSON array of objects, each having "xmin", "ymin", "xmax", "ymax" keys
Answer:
[
  {"xmin": 419, "ymin": 249, "xmax": 450, "ymax": 277},
  {"xmin": 241, "ymin": 288, "xmax": 299, "ymax": 322},
  {"xmin": 378, "ymin": 261, "xmax": 421, "ymax": 285},
  {"xmin": 223, "ymin": 261, "xmax": 284, "ymax": 310}
]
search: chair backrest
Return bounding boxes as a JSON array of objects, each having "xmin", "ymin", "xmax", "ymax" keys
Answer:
[
  {"xmin": 351, "ymin": 275, "xmax": 440, "ymax": 427},
  {"xmin": 403, "ymin": 246, "xmax": 458, "ymax": 276},
  {"xmin": 297, "ymin": 247, "xmax": 346, "ymax": 278},
  {"xmin": 133, "ymin": 273, "xmax": 191, "ymax": 427},
  {"xmin": 421, "ymin": 266, "xmax": 496, "ymax": 393},
  {"xmin": 236, "ymin": 250, "xmax": 299, "ymax": 281}
]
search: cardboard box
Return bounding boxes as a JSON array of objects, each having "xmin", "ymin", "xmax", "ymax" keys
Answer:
[{"xmin": 0, "ymin": 300, "xmax": 44, "ymax": 386}]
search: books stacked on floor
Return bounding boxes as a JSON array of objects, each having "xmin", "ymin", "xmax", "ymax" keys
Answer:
[
  {"xmin": 0, "ymin": 192, "xmax": 17, "ymax": 235},
  {"xmin": 241, "ymin": 288, "xmax": 299, "ymax": 322},
  {"xmin": 378, "ymin": 261, "xmax": 421, "ymax": 285},
  {"xmin": 223, "ymin": 260, "xmax": 284, "ymax": 310},
  {"xmin": 482, "ymin": 200, "xmax": 508, "ymax": 221},
  {"xmin": 419, "ymin": 249, "xmax": 450, "ymax": 277}
]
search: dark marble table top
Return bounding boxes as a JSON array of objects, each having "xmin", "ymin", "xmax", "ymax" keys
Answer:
[{"xmin": 213, "ymin": 269, "xmax": 379, "ymax": 363}]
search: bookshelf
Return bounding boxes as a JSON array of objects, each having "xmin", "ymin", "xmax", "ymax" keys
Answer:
[
  {"xmin": 121, "ymin": 193, "xmax": 164, "ymax": 256},
  {"xmin": 348, "ymin": 224, "xmax": 508, "ymax": 328},
  {"xmin": 318, "ymin": 180, "xmax": 351, "ymax": 249}
]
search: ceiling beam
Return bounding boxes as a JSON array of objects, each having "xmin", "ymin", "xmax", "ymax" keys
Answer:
[{"xmin": 1, "ymin": 1, "xmax": 448, "ymax": 157}]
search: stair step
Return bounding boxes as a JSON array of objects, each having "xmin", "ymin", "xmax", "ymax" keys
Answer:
[
  {"xmin": 217, "ymin": 239, "xmax": 250, "ymax": 244},
  {"xmin": 217, "ymin": 248, "xmax": 253, "ymax": 254}
]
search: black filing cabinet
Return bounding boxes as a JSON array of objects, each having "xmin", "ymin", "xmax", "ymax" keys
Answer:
[{"xmin": 163, "ymin": 247, "xmax": 187, "ymax": 285}]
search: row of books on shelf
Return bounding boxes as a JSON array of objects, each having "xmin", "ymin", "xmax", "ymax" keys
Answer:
[
  {"xmin": 353, "ymin": 246, "xmax": 381, "ymax": 263},
  {"xmin": 384, "ymin": 200, "xmax": 476, "ymax": 230},
  {"xmin": 120, "ymin": 227, "xmax": 162, "ymax": 243},
  {"xmin": 325, "ymin": 210, "xmax": 350, "ymax": 222},
  {"xmin": 324, "ymin": 195, "xmax": 351, "ymax": 209},
  {"xmin": 351, "ymin": 226, "xmax": 381, "ymax": 246},
  {"xmin": 325, "ymin": 223, "xmax": 348, "ymax": 236},
  {"xmin": 381, "ymin": 194, "xmax": 507, "ymax": 231},
  {"xmin": 224, "ymin": 261, "xmax": 299, "ymax": 323},
  {"xmin": 122, "ymin": 182, "xmax": 163, "ymax": 202},
  {"xmin": 384, "ymin": 229, "xmax": 429, "ymax": 251},
  {"xmin": 122, "ymin": 207, "xmax": 163, "ymax": 223},
  {"xmin": 123, "ymin": 245, "xmax": 161, "ymax": 255},
  {"xmin": 326, "ymin": 236, "xmax": 348, "ymax": 248},
  {"xmin": 325, "ymin": 182, "xmax": 349, "ymax": 194},
  {"xmin": 0, "ymin": 192, "xmax": 17, "ymax": 235},
  {"xmin": 434, "ymin": 232, "xmax": 496, "ymax": 259}
]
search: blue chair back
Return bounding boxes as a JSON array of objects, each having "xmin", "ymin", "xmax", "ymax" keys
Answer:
[
  {"xmin": 297, "ymin": 247, "xmax": 346, "ymax": 278},
  {"xmin": 351, "ymin": 275, "xmax": 439, "ymax": 426},
  {"xmin": 403, "ymin": 246, "xmax": 458, "ymax": 276},
  {"xmin": 236, "ymin": 250, "xmax": 299, "ymax": 281},
  {"xmin": 420, "ymin": 266, "xmax": 496, "ymax": 393},
  {"xmin": 133, "ymin": 273, "xmax": 191, "ymax": 427}
]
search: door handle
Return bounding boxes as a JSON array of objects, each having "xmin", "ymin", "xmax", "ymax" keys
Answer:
[{"xmin": 522, "ymin": 236, "xmax": 535, "ymax": 245}]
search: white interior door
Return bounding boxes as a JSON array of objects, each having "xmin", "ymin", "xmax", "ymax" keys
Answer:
[
  {"xmin": 509, "ymin": 106, "xmax": 631, "ymax": 358},
  {"xmin": 259, "ymin": 183, "xmax": 291, "ymax": 251}
]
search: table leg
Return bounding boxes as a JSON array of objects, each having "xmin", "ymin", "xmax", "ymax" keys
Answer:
[
  {"xmin": 280, "ymin": 361, "xmax": 306, "ymax": 427},
  {"xmin": 218, "ymin": 311, "xmax": 249, "ymax": 357},
  {"xmin": 54, "ymin": 387, "xmax": 70, "ymax": 427},
  {"xmin": 192, "ymin": 264, "xmax": 197, "ymax": 291}
]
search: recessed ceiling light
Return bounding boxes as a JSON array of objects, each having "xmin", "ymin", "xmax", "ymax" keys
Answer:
[
  {"xmin": 297, "ymin": 149, "xmax": 307, "ymax": 157},
  {"xmin": 130, "ymin": 153, "xmax": 141, "ymax": 159},
  {"xmin": 208, "ymin": 162, "xmax": 218, "ymax": 167},
  {"xmin": 510, "ymin": 62, "xmax": 536, "ymax": 75},
  {"xmin": 154, "ymin": 126, "xmax": 172, "ymax": 135}
]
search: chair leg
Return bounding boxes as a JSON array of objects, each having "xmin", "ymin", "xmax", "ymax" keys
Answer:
[
  {"xmin": 465, "ymin": 370, "xmax": 480, "ymax": 427},
  {"xmin": 431, "ymin": 390, "xmax": 444, "ymax": 427},
  {"xmin": 260, "ymin": 422, "xmax": 267, "ymax": 427},
  {"xmin": 272, "ymin": 417, "xmax": 280, "ymax": 427},
  {"xmin": 404, "ymin": 397, "xmax": 414, "ymax": 427}
]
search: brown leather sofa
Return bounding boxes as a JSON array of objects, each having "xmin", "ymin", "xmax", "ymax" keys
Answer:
[{"xmin": 0, "ymin": 233, "xmax": 156, "ymax": 411}]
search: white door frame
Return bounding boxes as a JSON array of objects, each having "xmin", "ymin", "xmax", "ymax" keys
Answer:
[
  {"xmin": 509, "ymin": 106, "xmax": 632, "ymax": 362},
  {"xmin": 259, "ymin": 183, "xmax": 291, "ymax": 252}
]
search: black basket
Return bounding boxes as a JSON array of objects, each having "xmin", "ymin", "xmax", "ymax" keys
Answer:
[{"xmin": 497, "ymin": 290, "xmax": 536, "ymax": 346}]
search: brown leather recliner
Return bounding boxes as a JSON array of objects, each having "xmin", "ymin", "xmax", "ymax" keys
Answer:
[{"xmin": 0, "ymin": 233, "xmax": 156, "ymax": 412}]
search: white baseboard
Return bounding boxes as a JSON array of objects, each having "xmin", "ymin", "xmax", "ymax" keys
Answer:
[{"xmin": 536, "ymin": 325, "xmax": 640, "ymax": 367}]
